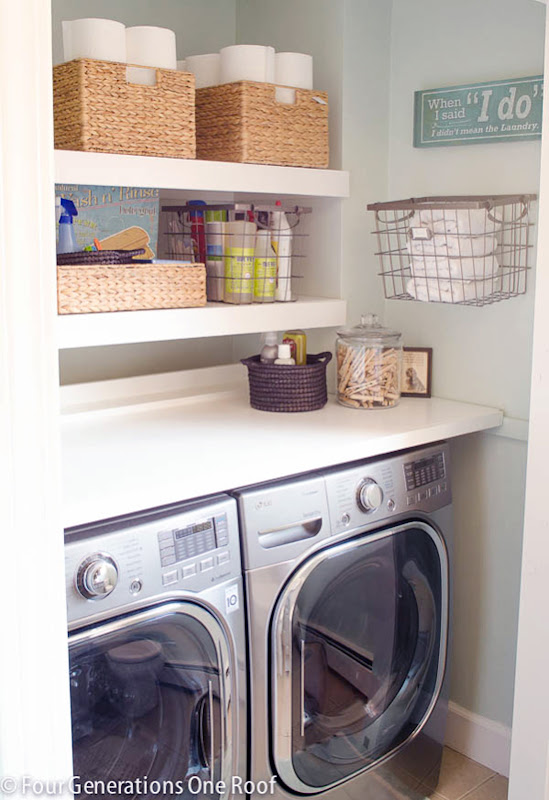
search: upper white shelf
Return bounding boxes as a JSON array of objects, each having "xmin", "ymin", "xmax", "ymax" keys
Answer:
[
  {"xmin": 54, "ymin": 150, "xmax": 350, "ymax": 198},
  {"xmin": 57, "ymin": 296, "xmax": 347, "ymax": 349}
]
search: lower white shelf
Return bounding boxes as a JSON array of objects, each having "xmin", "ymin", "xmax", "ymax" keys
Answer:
[{"xmin": 57, "ymin": 295, "xmax": 347, "ymax": 349}]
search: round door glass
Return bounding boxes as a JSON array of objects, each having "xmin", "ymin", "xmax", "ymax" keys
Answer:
[
  {"xmin": 69, "ymin": 605, "xmax": 227, "ymax": 799},
  {"xmin": 276, "ymin": 526, "xmax": 446, "ymax": 790}
]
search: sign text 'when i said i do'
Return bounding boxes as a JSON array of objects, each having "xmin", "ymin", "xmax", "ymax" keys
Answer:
[{"xmin": 414, "ymin": 76, "xmax": 543, "ymax": 148}]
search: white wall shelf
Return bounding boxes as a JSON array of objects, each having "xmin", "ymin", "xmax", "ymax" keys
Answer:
[
  {"xmin": 57, "ymin": 296, "xmax": 347, "ymax": 349},
  {"xmin": 54, "ymin": 150, "xmax": 350, "ymax": 198}
]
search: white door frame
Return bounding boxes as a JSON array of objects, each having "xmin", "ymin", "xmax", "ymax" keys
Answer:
[
  {"xmin": 0, "ymin": 0, "xmax": 73, "ymax": 792},
  {"xmin": 509, "ymin": 4, "xmax": 549, "ymax": 799}
]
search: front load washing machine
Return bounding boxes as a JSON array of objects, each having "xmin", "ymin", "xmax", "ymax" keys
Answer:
[
  {"xmin": 65, "ymin": 494, "xmax": 246, "ymax": 800},
  {"xmin": 234, "ymin": 442, "xmax": 453, "ymax": 800}
]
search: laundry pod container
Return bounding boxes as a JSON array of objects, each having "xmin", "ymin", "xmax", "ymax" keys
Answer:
[{"xmin": 336, "ymin": 314, "xmax": 402, "ymax": 409}]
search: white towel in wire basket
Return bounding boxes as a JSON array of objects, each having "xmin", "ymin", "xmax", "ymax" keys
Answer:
[{"xmin": 406, "ymin": 274, "xmax": 501, "ymax": 303}]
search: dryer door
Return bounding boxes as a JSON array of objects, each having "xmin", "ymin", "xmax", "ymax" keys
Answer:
[
  {"xmin": 69, "ymin": 601, "xmax": 234, "ymax": 799},
  {"xmin": 272, "ymin": 522, "xmax": 448, "ymax": 794}
]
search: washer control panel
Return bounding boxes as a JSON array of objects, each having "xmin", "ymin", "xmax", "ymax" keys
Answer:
[
  {"xmin": 158, "ymin": 513, "xmax": 228, "ymax": 568},
  {"xmin": 65, "ymin": 494, "xmax": 240, "ymax": 625}
]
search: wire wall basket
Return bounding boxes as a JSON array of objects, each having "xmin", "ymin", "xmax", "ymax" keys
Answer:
[
  {"xmin": 161, "ymin": 202, "xmax": 311, "ymax": 305},
  {"xmin": 367, "ymin": 195, "xmax": 537, "ymax": 306}
]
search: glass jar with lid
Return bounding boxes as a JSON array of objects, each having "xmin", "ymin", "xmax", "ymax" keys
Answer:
[{"xmin": 336, "ymin": 313, "xmax": 403, "ymax": 409}]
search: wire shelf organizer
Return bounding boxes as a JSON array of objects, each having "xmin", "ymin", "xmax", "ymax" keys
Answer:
[
  {"xmin": 161, "ymin": 202, "xmax": 311, "ymax": 305},
  {"xmin": 367, "ymin": 195, "xmax": 537, "ymax": 306}
]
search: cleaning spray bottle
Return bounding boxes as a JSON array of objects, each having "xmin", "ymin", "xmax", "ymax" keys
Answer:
[
  {"xmin": 56, "ymin": 198, "xmax": 78, "ymax": 254},
  {"xmin": 271, "ymin": 201, "xmax": 292, "ymax": 302}
]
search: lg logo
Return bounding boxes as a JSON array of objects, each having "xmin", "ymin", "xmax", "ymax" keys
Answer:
[{"xmin": 255, "ymin": 498, "xmax": 273, "ymax": 510}]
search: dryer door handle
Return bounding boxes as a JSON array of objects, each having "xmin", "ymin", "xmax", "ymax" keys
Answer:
[{"xmin": 258, "ymin": 516, "xmax": 323, "ymax": 549}]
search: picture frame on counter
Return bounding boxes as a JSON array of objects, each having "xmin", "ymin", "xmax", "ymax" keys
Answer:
[{"xmin": 401, "ymin": 347, "xmax": 432, "ymax": 398}]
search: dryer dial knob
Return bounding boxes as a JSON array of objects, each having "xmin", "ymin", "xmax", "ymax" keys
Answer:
[
  {"xmin": 357, "ymin": 480, "xmax": 384, "ymax": 513},
  {"xmin": 76, "ymin": 554, "xmax": 118, "ymax": 600}
]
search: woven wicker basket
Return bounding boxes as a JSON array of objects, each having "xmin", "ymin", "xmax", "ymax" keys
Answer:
[
  {"xmin": 53, "ymin": 59, "xmax": 196, "ymax": 159},
  {"xmin": 241, "ymin": 352, "xmax": 332, "ymax": 412},
  {"xmin": 196, "ymin": 82, "xmax": 329, "ymax": 168},
  {"xmin": 57, "ymin": 262, "xmax": 206, "ymax": 314}
]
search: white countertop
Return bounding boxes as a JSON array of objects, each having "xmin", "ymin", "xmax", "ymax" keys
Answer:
[{"xmin": 60, "ymin": 367, "xmax": 503, "ymax": 528}]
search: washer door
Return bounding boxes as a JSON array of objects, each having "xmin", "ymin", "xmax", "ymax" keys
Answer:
[
  {"xmin": 69, "ymin": 601, "xmax": 234, "ymax": 800},
  {"xmin": 272, "ymin": 522, "xmax": 448, "ymax": 794}
]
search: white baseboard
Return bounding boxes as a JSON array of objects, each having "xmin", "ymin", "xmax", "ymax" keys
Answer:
[{"xmin": 445, "ymin": 701, "xmax": 512, "ymax": 777}]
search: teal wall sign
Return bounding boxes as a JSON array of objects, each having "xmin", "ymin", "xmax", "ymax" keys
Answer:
[{"xmin": 414, "ymin": 76, "xmax": 543, "ymax": 148}]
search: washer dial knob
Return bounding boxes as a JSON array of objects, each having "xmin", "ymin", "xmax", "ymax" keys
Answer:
[
  {"xmin": 76, "ymin": 553, "xmax": 118, "ymax": 600},
  {"xmin": 357, "ymin": 479, "xmax": 384, "ymax": 513}
]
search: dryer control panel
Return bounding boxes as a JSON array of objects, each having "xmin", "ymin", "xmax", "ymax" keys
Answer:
[
  {"xmin": 324, "ymin": 442, "xmax": 451, "ymax": 536},
  {"xmin": 65, "ymin": 494, "xmax": 241, "ymax": 626}
]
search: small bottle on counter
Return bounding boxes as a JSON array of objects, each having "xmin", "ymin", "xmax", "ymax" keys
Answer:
[
  {"xmin": 283, "ymin": 329, "xmax": 307, "ymax": 365},
  {"xmin": 274, "ymin": 343, "xmax": 296, "ymax": 365},
  {"xmin": 260, "ymin": 332, "xmax": 279, "ymax": 364}
]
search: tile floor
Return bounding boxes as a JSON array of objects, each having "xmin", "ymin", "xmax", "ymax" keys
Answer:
[{"xmin": 421, "ymin": 747, "xmax": 508, "ymax": 800}]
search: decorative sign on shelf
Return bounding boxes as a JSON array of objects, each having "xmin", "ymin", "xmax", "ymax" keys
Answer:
[{"xmin": 414, "ymin": 76, "xmax": 543, "ymax": 148}]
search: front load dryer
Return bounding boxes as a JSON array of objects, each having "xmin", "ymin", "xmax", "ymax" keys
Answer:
[{"xmin": 233, "ymin": 442, "xmax": 453, "ymax": 800}]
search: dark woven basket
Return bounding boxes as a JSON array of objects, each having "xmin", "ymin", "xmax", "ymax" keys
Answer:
[
  {"xmin": 241, "ymin": 352, "xmax": 332, "ymax": 413},
  {"xmin": 56, "ymin": 249, "xmax": 146, "ymax": 266}
]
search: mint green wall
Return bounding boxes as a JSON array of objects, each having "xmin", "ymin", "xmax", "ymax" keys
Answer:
[
  {"xmin": 52, "ymin": 0, "xmax": 544, "ymax": 735},
  {"xmin": 385, "ymin": 0, "xmax": 545, "ymax": 728},
  {"xmin": 52, "ymin": 0, "xmax": 236, "ymax": 64},
  {"xmin": 235, "ymin": 0, "xmax": 390, "ymax": 367},
  {"xmin": 236, "ymin": 0, "xmax": 343, "ymax": 169}
]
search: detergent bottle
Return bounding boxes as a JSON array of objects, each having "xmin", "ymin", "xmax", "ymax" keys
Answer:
[
  {"xmin": 57, "ymin": 198, "xmax": 78, "ymax": 254},
  {"xmin": 271, "ymin": 201, "xmax": 292, "ymax": 302}
]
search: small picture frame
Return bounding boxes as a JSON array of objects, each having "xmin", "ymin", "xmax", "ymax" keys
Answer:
[{"xmin": 401, "ymin": 347, "xmax": 432, "ymax": 398}]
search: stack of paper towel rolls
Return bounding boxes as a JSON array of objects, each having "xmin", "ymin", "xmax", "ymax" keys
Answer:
[
  {"xmin": 185, "ymin": 45, "xmax": 314, "ymax": 92},
  {"xmin": 61, "ymin": 20, "xmax": 315, "ymax": 93},
  {"xmin": 62, "ymin": 18, "xmax": 177, "ymax": 85}
]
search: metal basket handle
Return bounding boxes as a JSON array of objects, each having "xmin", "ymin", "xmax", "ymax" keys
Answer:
[
  {"xmin": 487, "ymin": 200, "xmax": 530, "ymax": 225},
  {"xmin": 375, "ymin": 209, "xmax": 416, "ymax": 225}
]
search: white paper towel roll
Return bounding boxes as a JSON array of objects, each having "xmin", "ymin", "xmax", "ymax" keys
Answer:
[
  {"xmin": 62, "ymin": 18, "xmax": 126, "ymax": 63},
  {"xmin": 125, "ymin": 66, "xmax": 158, "ymax": 86},
  {"xmin": 220, "ymin": 45, "xmax": 275, "ymax": 84},
  {"xmin": 275, "ymin": 52, "xmax": 313, "ymax": 90},
  {"xmin": 126, "ymin": 26, "xmax": 177, "ymax": 70},
  {"xmin": 275, "ymin": 87, "xmax": 297, "ymax": 105},
  {"xmin": 186, "ymin": 54, "xmax": 220, "ymax": 88}
]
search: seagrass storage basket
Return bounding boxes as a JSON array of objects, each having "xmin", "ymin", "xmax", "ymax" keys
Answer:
[
  {"xmin": 241, "ymin": 352, "xmax": 332, "ymax": 412},
  {"xmin": 53, "ymin": 59, "xmax": 196, "ymax": 159},
  {"xmin": 196, "ymin": 82, "xmax": 329, "ymax": 168},
  {"xmin": 57, "ymin": 262, "xmax": 206, "ymax": 314}
]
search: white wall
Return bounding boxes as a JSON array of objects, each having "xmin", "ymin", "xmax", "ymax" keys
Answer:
[
  {"xmin": 0, "ymin": 0, "xmax": 73, "ymax": 781},
  {"xmin": 509, "ymin": 8, "xmax": 549, "ymax": 798},
  {"xmin": 385, "ymin": 0, "xmax": 545, "ymax": 731}
]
